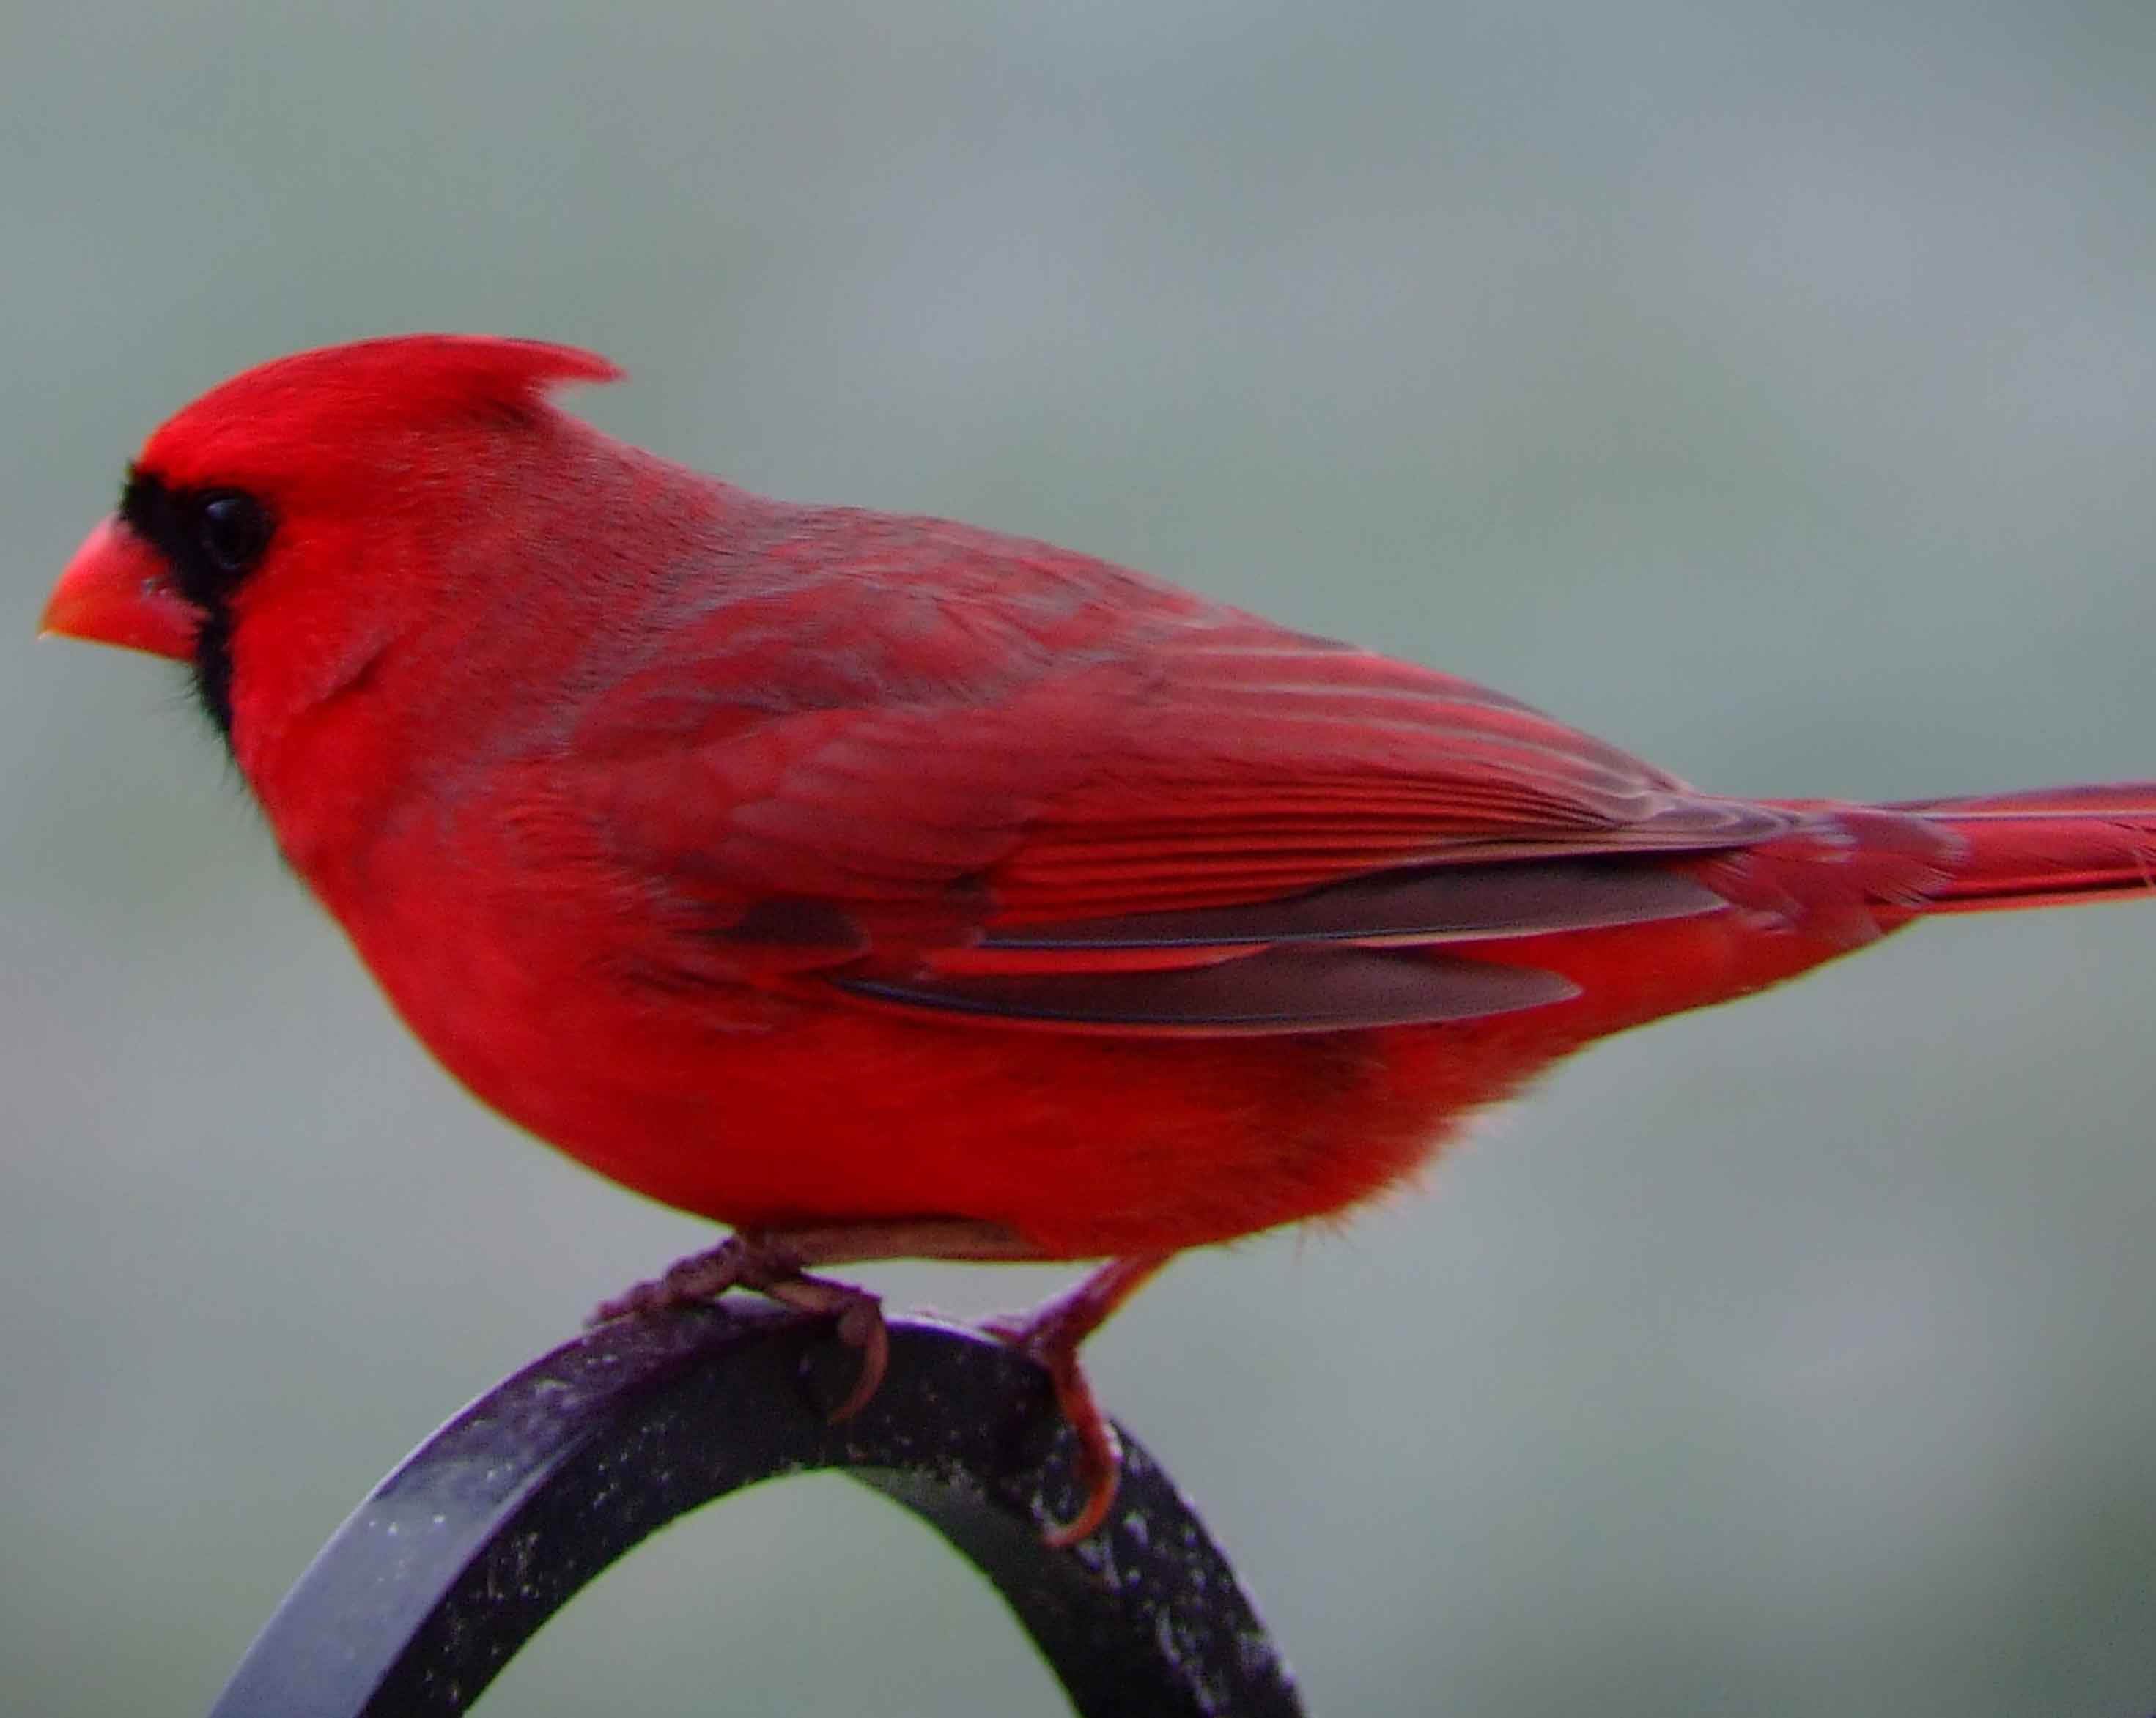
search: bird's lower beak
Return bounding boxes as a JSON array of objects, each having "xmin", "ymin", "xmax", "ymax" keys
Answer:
[{"xmin": 41, "ymin": 516, "xmax": 202, "ymax": 662}]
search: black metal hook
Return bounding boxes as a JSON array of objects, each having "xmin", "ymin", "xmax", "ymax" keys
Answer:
[{"xmin": 205, "ymin": 1302, "xmax": 1304, "ymax": 1717}]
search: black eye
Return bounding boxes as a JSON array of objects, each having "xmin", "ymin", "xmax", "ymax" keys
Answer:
[{"xmin": 195, "ymin": 490, "xmax": 271, "ymax": 574}]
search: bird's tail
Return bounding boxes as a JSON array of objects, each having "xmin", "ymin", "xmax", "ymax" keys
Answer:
[{"xmin": 1882, "ymin": 783, "xmax": 2156, "ymax": 913}]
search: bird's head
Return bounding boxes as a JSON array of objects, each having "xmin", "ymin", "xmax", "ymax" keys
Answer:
[{"xmin": 43, "ymin": 336, "xmax": 622, "ymax": 747}]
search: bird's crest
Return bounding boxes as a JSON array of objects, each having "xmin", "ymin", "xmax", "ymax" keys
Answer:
[{"xmin": 136, "ymin": 336, "xmax": 623, "ymax": 492}]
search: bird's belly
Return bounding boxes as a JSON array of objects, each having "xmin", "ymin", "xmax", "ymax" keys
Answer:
[{"xmin": 380, "ymin": 951, "xmax": 1561, "ymax": 1256}]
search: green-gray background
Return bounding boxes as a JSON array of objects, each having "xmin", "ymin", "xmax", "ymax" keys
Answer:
[{"xmin": 7, "ymin": 4, "xmax": 2154, "ymax": 1714}]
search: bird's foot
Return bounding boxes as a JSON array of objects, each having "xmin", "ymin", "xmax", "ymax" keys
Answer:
[
  {"xmin": 592, "ymin": 1233, "xmax": 888, "ymax": 1421},
  {"xmin": 982, "ymin": 1253, "xmax": 1172, "ymax": 1548}
]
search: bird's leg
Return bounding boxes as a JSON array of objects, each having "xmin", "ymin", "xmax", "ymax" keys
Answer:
[
  {"xmin": 981, "ymin": 1253, "xmax": 1174, "ymax": 1547},
  {"xmin": 591, "ymin": 1218, "xmax": 1043, "ymax": 1423},
  {"xmin": 598, "ymin": 1226, "xmax": 1173, "ymax": 1546}
]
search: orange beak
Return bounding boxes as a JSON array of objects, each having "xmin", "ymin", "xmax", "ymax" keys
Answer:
[{"xmin": 41, "ymin": 516, "xmax": 202, "ymax": 662}]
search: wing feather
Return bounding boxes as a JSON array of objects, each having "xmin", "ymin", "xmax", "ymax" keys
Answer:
[
  {"xmin": 836, "ymin": 948, "xmax": 1581, "ymax": 1034},
  {"xmin": 565, "ymin": 560, "xmax": 1782, "ymax": 1033}
]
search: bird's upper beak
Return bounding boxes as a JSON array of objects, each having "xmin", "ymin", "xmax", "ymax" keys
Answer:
[{"xmin": 41, "ymin": 516, "xmax": 202, "ymax": 662}]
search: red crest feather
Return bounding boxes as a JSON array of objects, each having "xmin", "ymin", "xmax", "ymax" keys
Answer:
[{"xmin": 137, "ymin": 336, "xmax": 623, "ymax": 490}]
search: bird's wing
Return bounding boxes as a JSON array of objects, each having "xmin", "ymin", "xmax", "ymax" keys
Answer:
[{"xmin": 569, "ymin": 607, "xmax": 1789, "ymax": 1034}]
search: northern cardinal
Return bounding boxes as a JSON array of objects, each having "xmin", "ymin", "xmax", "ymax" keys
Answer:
[{"xmin": 43, "ymin": 336, "xmax": 2156, "ymax": 1544}]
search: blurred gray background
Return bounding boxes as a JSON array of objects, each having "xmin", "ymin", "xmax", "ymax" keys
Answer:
[{"xmin": 6, "ymin": 3, "xmax": 2155, "ymax": 1714}]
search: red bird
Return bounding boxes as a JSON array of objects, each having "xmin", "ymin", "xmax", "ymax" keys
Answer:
[{"xmin": 43, "ymin": 336, "xmax": 2156, "ymax": 1544}]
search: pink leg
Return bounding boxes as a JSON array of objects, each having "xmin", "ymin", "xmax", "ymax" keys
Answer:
[{"xmin": 983, "ymin": 1254, "xmax": 1175, "ymax": 1547}]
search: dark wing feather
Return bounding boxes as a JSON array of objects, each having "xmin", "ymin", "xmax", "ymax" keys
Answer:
[
  {"xmin": 964, "ymin": 860, "xmax": 1724, "ymax": 960},
  {"xmin": 837, "ymin": 949, "xmax": 1580, "ymax": 1034}
]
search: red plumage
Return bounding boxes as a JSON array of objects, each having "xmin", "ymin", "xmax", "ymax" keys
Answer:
[{"xmin": 44, "ymin": 336, "xmax": 2156, "ymax": 1542}]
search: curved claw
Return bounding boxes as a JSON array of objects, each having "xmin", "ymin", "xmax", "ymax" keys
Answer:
[
  {"xmin": 827, "ymin": 1300, "xmax": 891, "ymax": 1421},
  {"xmin": 1035, "ymin": 1350, "xmax": 1123, "ymax": 1548},
  {"xmin": 765, "ymin": 1274, "xmax": 889, "ymax": 1423}
]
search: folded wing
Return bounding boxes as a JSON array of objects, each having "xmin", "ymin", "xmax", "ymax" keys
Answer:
[{"xmin": 575, "ymin": 601, "xmax": 1782, "ymax": 1034}]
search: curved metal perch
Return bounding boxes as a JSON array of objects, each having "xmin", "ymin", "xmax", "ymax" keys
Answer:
[{"xmin": 206, "ymin": 1302, "xmax": 1304, "ymax": 1717}]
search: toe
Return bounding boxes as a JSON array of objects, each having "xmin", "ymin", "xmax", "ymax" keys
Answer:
[{"xmin": 824, "ymin": 1299, "xmax": 890, "ymax": 1422}]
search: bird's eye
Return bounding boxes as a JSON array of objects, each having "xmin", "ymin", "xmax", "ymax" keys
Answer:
[{"xmin": 195, "ymin": 490, "xmax": 271, "ymax": 574}]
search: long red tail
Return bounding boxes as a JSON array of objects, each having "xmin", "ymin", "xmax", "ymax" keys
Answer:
[{"xmin": 1883, "ymin": 783, "xmax": 2156, "ymax": 912}]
